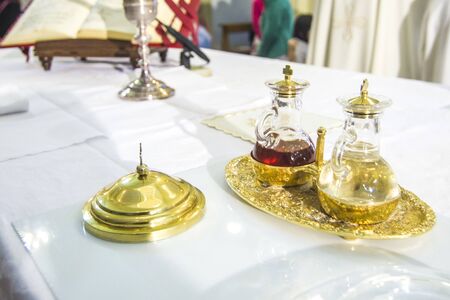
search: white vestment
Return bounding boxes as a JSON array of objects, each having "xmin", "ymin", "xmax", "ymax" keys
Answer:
[{"xmin": 308, "ymin": 0, "xmax": 450, "ymax": 86}]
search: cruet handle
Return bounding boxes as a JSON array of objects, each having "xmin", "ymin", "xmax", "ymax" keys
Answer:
[
  {"xmin": 255, "ymin": 109, "xmax": 278, "ymax": 147},
  {"xmin": 331, "ymin": 127, "xmax": 357, "ymax": 174}
]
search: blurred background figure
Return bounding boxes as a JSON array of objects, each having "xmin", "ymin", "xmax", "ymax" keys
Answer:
[
  {"xmin": 198, "ymin": 3, "xmax": 212, "ymax": 48},
  {"xmin": 257, "ymin": 0, "xmax": 293, "ymax": 59},
  {"xmin": 251, "ymin": 0, "xmax": 264, "ymax": 54},
  {"xmin": 198, "ymin": 16, "xmax": 212, "ymax": 48},
  {"xmin": 308, "ymin": 0, "xmax": 450, "ymax": 85},
  {"xmin": 198, "ymin": 24, "xmax": 212, "ymax": 48},
  {"xmin": 288, "ymin": 14, "xmax": 312, "ymax": 63}
]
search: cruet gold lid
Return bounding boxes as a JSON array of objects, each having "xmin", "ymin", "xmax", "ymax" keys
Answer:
[
  {"xmin": 82, "ymin": 144, "xmax": 205, "ymax": 243},
  {"xmin": 266, "ymin": 65, "xmax": 309, "ymax": 97},
  {"xmin": 338, "ymin": 79, "xmax": 392, "ymax": 116}
]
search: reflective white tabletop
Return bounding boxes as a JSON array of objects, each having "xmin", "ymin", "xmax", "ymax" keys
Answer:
[{"xmin": 14, "ymin": 157, "xmax": 450, "ymax": 300}]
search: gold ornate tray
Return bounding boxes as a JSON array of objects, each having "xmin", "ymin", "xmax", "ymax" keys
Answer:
[{"xmin": 225, "ymin": 155, "xmax": 436, "ymax": 239}]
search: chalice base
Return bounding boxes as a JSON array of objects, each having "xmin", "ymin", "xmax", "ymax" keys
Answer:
[{"xmin": 118, "ymin": 77, "xmax": 175, "ymax": 101}]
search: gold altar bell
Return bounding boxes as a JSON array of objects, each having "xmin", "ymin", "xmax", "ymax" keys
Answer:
[
  {"xmin": 82, "ymin": 144, "xmax": 205, "ymax": 243},
  {"xmin": 317, "ymin": 80, "xmax": 401, "ymax": 224}
]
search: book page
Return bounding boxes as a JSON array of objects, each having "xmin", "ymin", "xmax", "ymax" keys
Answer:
[
  {"xmin": 1, "ymin": 0, "xmax": 97, "ymax": 46},
  {"xmin": 77, "ymin": 0, "xmax": 182, "ymax": 44},
  {"xmin": 76, "ymin": 0, "xmax": 135, "ymax": 41}
]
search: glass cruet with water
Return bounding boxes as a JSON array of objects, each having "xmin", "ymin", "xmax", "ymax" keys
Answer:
[
  {"xmin": 251, "ymin": 65, "xmax": 315, "ymax": 167},
  {"xmin": 317, "ymin": 79, "xmax": 401, "ymax": 224}
]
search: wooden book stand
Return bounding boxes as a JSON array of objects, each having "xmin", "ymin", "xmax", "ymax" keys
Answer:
[{"xmin": 34, "ymin": 39, "xmax": 168, "ymax": 70}]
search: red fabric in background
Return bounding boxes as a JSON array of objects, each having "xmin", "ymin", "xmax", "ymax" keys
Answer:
[
  {"xmin": 163, "ymin": 0, "xmax": 200, "ymax": 46},
  {"xmin": 252, "ymin": 0, "xmax": 264, "ymax": 38}
]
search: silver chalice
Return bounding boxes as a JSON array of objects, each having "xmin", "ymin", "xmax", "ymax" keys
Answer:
[{"xmin": 119, "ymin": 0, "xmax": 174, "ymax": 101}]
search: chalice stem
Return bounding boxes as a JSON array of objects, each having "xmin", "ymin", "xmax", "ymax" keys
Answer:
[
  {"xmin": 118, "ymin": 0, "xmax": 174, "ymax": 100},
  {"xmin": 138, "ymin": 21, "xmax": 153, "ymax": 84}
]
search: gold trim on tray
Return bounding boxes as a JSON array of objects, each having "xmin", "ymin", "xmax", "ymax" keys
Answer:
[{"xmin": 225, "ymin": 155, "xmax": 435, "ymax": 240}]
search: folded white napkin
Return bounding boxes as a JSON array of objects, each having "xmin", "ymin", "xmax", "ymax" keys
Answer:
[{"xmin": 0, "ymin": 86, "xmax": 29, "ymax": 116}]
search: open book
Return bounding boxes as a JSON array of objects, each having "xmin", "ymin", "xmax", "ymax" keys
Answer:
[{"xmin": 1, "ymin": 0, "xmax": 182, "ymax": 47}]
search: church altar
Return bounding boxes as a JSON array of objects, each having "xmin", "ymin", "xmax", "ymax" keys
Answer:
[{"xmin": 1, "ymin": 48, "xmax": 450, "ymax": 299}]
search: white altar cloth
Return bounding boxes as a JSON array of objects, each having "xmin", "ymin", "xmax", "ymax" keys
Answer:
[{"xmin": 0, "ymin": 48, "xmax": 450, "ymax": 299}]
